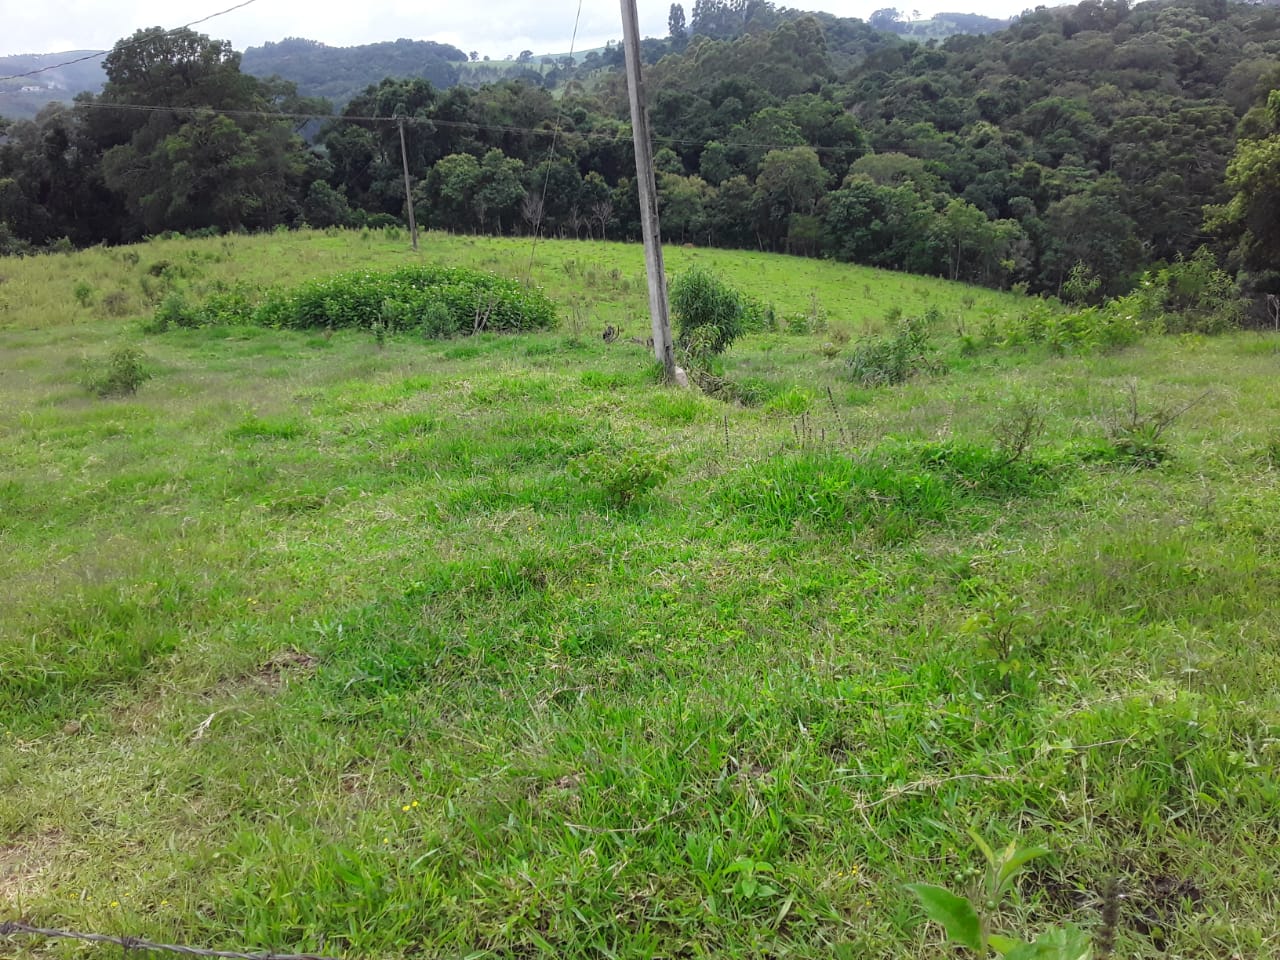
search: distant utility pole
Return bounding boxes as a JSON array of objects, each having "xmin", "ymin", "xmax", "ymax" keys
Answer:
[
  {"xmin": 620, "ymin": 0, "xmax": 678, "ymax": 383},
  {"xmin": 397, "ymin": 117, "xmax": 420, "ymax": 251}
]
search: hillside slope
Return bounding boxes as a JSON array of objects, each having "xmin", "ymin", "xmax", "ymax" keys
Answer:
[{"xmin": 2, "ymin": 230, "xmax": 1278, "ymax": 958}]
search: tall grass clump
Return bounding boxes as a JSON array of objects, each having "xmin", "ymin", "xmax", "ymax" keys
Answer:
[
  {"xmin": 846, "ymin": 311, "xmax": 943, "ymax": 386},
  {"xmin": 720, "ymin": 439, "xmax": 1055, "ymax": 542},
  {"xmin": 252, "ymin": 265, "xmax": 558, "ymax": 336}
]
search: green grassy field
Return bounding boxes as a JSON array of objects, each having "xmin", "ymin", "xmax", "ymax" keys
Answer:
[{"xmin": 2, "ymin": 230, "xmax": 1279, "ymax": 959}]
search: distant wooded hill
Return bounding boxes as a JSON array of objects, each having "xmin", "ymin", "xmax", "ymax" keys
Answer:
[
  {"xmin": 867, "ymin": 9, "xmax": 1014, "ymax": 37},
  {"xmin": 0, "ymin": 53, "xmax": 106, "ymax": 120},
  {"xmin": 237, "ymin": 12, "xmax": 1014, "ymax": 105},
  {"xmin": 0, "ymin": 8, "xmax": 1018, "ymax": 117},
  {"xmin": 239, "ymin": 37, "xmax": 469, "ymax": 104}
]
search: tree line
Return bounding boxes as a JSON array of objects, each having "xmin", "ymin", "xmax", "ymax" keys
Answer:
[{"xmin": 2, "ymin": 0, "xmax": 1278, "ymax": 306}]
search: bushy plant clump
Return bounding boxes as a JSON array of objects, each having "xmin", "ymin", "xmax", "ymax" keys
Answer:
[
  {"xmin": 254, "ymin": 265, "xmax": 557, "ymax": 335},
  {"xmin": 1005, "ymin": 248, "xmax": 1244, "ymax": 351},
  {"xmin": 140, "ymin": 265, "xmax": 558, "ymax": 337},
  {"xmin": 81, "ymin": 344, "xmax": 151, "ymax": 397},
  {"xmin": 846, "ymin": 311, "xmax": 944, "ymax": 386},
  {"xmin": 670, "ymin": 266, "xmax": 761, "ymax": 360},
  {"xmin": 569, "ymin": 446, "xmax": 673, "ymax": 509}
]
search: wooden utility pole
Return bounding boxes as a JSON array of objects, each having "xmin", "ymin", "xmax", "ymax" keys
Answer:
[
  {"xmin": 620, "ymin": 0, "xmax": 678, "ymax": 383},
  {"xmin": 397, "ymin": 117, "xmax": 419, "ymax": 251}
]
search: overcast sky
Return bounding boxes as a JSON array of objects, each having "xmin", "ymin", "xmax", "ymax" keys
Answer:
[{"xmin": 1, "ymin": 0, "xmax": 1040, "ymax": 59}]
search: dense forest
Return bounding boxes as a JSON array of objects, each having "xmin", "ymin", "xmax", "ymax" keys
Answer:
[{"xmin": 2, "ymin": 0, "xmax": 1279, "ymax": 305}]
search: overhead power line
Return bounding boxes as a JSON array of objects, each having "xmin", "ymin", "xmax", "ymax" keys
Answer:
[{"xmin": 0, "ymin": 0, "xmax": 261, "ymax": 83}]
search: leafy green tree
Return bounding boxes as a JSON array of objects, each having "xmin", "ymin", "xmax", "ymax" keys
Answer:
[
  {"xmin": 1208, "ymin": 87, "xmax": 1280, "ymax": 292},
  {"xmin": 822, "ymin": 177, "xmax": 894, "ymax": 264},
  {"xmin": 708, "ymin": 174, "xmax": 756, "ymax": 248},
  {"xmin": 729, "ymin": 106, "xmax": 804, "ymax": 173},
  {"xmin": 0, "ymin": 104, "xmax": 124, "ymax": 246},
  {"xmin": 300, "ymin": 181, "xmax": 353, "ymax": 228},
  {"xmin": 321, "ymin": 77, "xmax": 440, "ymax": 216},
  {"xmin": 471, "ymin": 150, "xmax": 526, "ymax": 234},
  {"xmin": 752, "ymin": 146, "xmax": 828, "ymax": 249},
  {"xmin": 779, "ymin": 93, "xmax": 866, "ymax": 176},
  {"xmin": 869, "ymin": 8, "xmax": 903, "ymax": 32},
  {"xmin": 578, "ymin": 171, "xmax": 612, "ymax": 236},
  {"xmin": 102, "ymin": 112, "xmax": 305, "ymax": 234},
  {"xmin": 823, "ymin": 176, "xmax": 947, "ymax": 275},
  {"xmin": 524, "ymin": 158, "xmax": 582, "ymax": 236},
  {"xmin": 1042, "ymin": 191, "xmax": 1142, "ymax": 296},
  {"xmin": 422, "ymin": 153, "xmax": 481, "ymax": 230},
  {"xmin": 654, "ymin": 146, "xmax": 686, "ymax": 175},
  {"xmin": 83, "ymin": 28, "xmax": 310, "ymax": 236},
  {"xmin": 658, "ymin": 172, "xmax": 713, "ymax": 242},
  {"xmin": 845, "ymin": 152, "xmax": 942, "ymax": 196},
  {"xmin": 932, "ymin": 197, "xmax": 994, "ymax": 282},
  {"xmin": 698, "ymin": 140, "xmax": 735, "ymax": 186},
  {"xmin": 669, "ymin": 3, "xmax": 689, "ymax": 44}
]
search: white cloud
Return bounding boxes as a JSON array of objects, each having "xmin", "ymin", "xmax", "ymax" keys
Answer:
[{"xmin": 0, "ymin": 0, "xmax": 1034, "ymax": 59}]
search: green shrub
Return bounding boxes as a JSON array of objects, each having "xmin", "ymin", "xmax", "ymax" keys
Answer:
[
  {"xmin": 97, "ymin": 290, "xmax": 133, "ymax": 318},
  {"xmin": 147, "ymin": 292, "xmax": 192, "ymax": 333},
  {"xmin": 199, "ymin": 287, "xmax": 256, "ymax": 326},
  {"xmin": 670, "ymin": 266, "xmax": 755, "ymax": 359},
  {"xmin": 1006, "ymin": 249, "xmax": 1242, "ymax": 351},
  {"xmin": 362, "ymin": 213, "xmax": 399, "ymax": 229},
  {"xmin": 1061, "ymin": 261, "xmax": 1103, "ymax": 305},
  {"xmin": 82, "ymin": 345, "xmax": 151, "ymax": 397},
  {"xmin": 570, "ymin": 447, "xmax": 673, "ymax": 509},
  {"xmin": 251, "ymin": 265, "xmax": 557, "ymax": 337},
  {"xmin": 72, "ymin": 281, "xmax": 94, "ymax": 307},
  {"xmin": 143, "ymin": 286, "xmax": 256, "ymax": 333},
  {"xmin": 420, "ymin": 301, "xmax": 455, "ymax": 338},
  {"xmin": 1129, "ymin": 247, "xmax": 1245, "ymax": 334},
  {"xmin": 0, "ymin": 222, "xmax": 33, "ymax": 256},
  {"xmin": 846, "ymin": 314, "xmax": 942, "ymax": 386},
  {"xmin": 1006, "ymin": 299, "xmax": 1147, "ymax": 352}
]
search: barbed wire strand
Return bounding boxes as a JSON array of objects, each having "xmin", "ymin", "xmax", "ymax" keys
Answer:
[
  {"xmin": 0, "ymin": 920, "xmax": 340, "ymax": 960},
  {"xmin": 0, "ymin": 0, "xmax": 262, "ymax": 83},
  {"xmin": 528, "ymin": 0, "xmax": 586, "ymax": 277}
]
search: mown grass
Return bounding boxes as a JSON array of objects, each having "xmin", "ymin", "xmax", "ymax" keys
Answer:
[{"xmin": 1, "ymin": 230, "xmax": 1278, "ymax": 959}]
